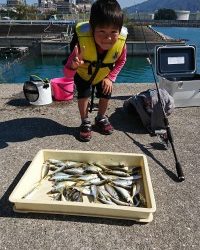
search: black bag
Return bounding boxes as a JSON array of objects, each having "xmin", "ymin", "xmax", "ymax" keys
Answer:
[{"xmin": 123, "ymin": 88, "xmax": 175, "ymax": 135}]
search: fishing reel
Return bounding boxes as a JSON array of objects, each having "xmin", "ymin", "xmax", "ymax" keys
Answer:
[{"xmin": 154, "ymin": 129, "xmax": 169, "ymax": 149}]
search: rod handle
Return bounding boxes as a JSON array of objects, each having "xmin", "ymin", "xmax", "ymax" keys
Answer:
[{"xmin": 176, "ymin": 162, "xmax": 185, "ymax": 182}]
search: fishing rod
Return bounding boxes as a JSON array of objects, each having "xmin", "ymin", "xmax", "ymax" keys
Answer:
[{"xmin": 134, "ymin": 9, "xmax": 185, "ymax": 181}]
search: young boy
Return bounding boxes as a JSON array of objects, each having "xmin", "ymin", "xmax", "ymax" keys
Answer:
[{"xmin": 64, "ymin": 0, "xmax": 127, "ymax": 141}]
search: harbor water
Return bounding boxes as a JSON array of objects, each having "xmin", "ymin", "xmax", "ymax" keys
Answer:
[{"xmin": 0, "ymin": 27, "xmax": 200, "ymax": 84}]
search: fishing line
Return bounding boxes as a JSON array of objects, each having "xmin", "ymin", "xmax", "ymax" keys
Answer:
[{"xmin": 131, "ymin": 1, "xmax": 185, "ymax": 181}]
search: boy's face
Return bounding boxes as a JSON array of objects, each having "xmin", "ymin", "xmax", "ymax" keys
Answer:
[{"xmin": 94, "ymin": 25, "xmax": 120, "ymax": 50}]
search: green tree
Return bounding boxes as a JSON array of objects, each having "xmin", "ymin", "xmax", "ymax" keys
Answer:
[
  {"xmin": 15, "ymin": 5, "xmax": 29, "ymax": 19},
  {"xmin": 15, "ymin": 5, "xmax": 38, "ymax": 20},
  {"xmin": 27, "ymin": 6, "xmax": 38, "ymax": 20},
  {"xmin": 154, "ymin": 9, "xmax": 177, "ymax": 20},
  {"xmin": 0, "ymin": 8, "xmax": 16, "ymax": 19}
]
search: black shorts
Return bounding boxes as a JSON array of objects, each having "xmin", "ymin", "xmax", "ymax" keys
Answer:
[{"xmin": 74, "ymin": 73, "xmax": 112, "ymax": 99}]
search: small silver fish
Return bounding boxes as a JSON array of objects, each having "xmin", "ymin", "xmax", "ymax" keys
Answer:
[
  {"xmin": 71, "ymin": 190, "xmax": 83, "ymax": 202},
  {"xmin": 93, "ymin": 162, "xmax": 109, "ymax": 171},
  {"xmin": 47, "ymin": 182, "xmax": 68, "ymax": 194},
  {"xmin": 113, "ymin": 185, "xmax": 133, "ymax": 204},
  {"xmin": 117, "ymin": 175, "xmax": 142, "ymax": 180},
  {"xmin": 104, "ymin": 184, "xmax": 120, "ymax": 200},
  {"xmin": 97, "ymin": 171, "xmax": 116, "ymax": 181},
  {"xmin": 83, "ymin": 178, "xmax": 107, "ymax": 186},
  {"xmin": 52, "ymin": 176, "xmax": 76, "ymax": 183},
  {"xmin": 75, "ymin": 174, "xmax": 98, "ymax": 181},
  {"xmin": 63, "ymin": 187, "xmax": 83, "ymax": 202},
  {"xmin": 47, "ymin": 159, "xmax": 64, "ymax": 165},
  {"xmin": 90, "ymin": 184, "xmax": 98, "ymax": 201},
  {"xmin": 47, "ymin": 186, "xmax": 65, "ymax": 194},
  {"xmin": 98, "ymin": 197, "xmax": 116, "ymax": 205},
  {"xmin": 41, "ymin": 163, "xmax": 49, "ymax": 179},
  {"xmin": 64, "ymin": 168, "xmax": 85, "ymax": 175},
  {"xmin": 83, "ymin": 165, "xmax": 102, "ymax": 174},
  {"xmin": 48, "ymin": 164, "xmax": 59, "ymax": 171},
  {"xmin": 65, "ymin": 161, "xmax": 84, "ymax": 168},
  {"xmin": 49, "ymin": 165, "xmax": 66, "ymax": 176},
  {"xmin": 105, "ymin": 170, "xmax": 130, "ymax": 177},
  {"xmin": 73, "ymin": 186, "xmax": 92, "ymax": 196},
  {"xmin": 109, "ymin": 196, "xmax": 133, "ymax": 206},
  {"xmin": 97, "ymin": 185, "xmax": 111, "ymax": 201},
  {"xmin": 49, "ymin": 173, "xmax": 74, "ymax": 181},
  {"xmin": 106, "ymin": 166, "xmax": 129, "ymax": 173},
  {"xmin": 132, "ymin": 183, "xmax": 137, "ymax": 197},
  {"xmin": 111, "ymin": 179, "xmax": 133, "ymax": 189}
]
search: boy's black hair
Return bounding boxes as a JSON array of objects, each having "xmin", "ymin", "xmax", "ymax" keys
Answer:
[{"xmin": 89, "ymin": 0, "xmax": 123, "ymax": 31}]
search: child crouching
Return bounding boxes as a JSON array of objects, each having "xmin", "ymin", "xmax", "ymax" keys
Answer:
[{"xmin": 64, "ymin": 0, "xmax": 127, "ymax": 141}]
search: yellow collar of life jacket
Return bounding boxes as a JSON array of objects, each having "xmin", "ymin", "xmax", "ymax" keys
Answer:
[{"xmin": 75, "ymin": 21, "xmax": 128, "ymax": 85}]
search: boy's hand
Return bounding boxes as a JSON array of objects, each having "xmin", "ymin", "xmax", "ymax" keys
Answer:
[
  {"xmin": 70, "ymin": 45, "xmax": 85, "ymax": 70},
  {"xmin": 102, "ymin": 77, "xmax": 113, "ymax": 95}
]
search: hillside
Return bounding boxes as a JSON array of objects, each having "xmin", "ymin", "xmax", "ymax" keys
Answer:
[{"xmin": 125, "ymin": 0, "xmax": 200, "ymax": 13}]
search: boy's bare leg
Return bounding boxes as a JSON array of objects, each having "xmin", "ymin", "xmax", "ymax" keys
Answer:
[
  {"xmin": 98, "ymin": 98, "xmax": 109, "ymax": 116},
  {"xmin": 78, "ymin": 97, "xmax": 92, "ymax": 142},
  {"xmin": 78, "ymin": 98, "xmax": 89, "ymax": 120}
]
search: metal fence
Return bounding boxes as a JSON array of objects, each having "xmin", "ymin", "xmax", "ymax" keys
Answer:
[{"xmin": 0, "ymin": 20, "xmax": 76, "ymax": 25}]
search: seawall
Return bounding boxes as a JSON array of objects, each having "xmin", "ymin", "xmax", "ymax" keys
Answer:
[
  {"xmin": 0, "ymin": 37, "xmax": 185, "ymax": 56},
  {"xmin": 0, "ymin": 23, "xmax": 185, "ymax": 56}
]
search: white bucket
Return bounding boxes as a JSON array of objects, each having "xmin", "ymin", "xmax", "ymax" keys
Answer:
[
  {"xmin": 23, "ymin": 76, "xmax": 53, "ymax": 106},
  {"xmin": 30, "ymin": 81, "xmax": 52, "ymax": 105}
]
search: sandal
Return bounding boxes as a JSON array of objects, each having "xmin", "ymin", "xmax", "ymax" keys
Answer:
[
  {"xmin": 95, "ymin": 116, "xmax": 114, "ymax": 135},
  {"xmin": 79, "ymin": 119, "xmax": 92, "ymax": 142}
]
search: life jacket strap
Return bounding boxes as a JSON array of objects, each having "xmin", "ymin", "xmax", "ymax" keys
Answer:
[
  {"xmin": 84, "ymin": 59, "xmax": 113, "ymax": 113},
  {"xmin": 84, "ymin": 60, "xmax": 114, "ymax": 75}
]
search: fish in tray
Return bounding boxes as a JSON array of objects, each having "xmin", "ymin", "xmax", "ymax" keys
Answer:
[{"xmin": 23, "ymin": 159, "xmax": 146, "ymax": 207}]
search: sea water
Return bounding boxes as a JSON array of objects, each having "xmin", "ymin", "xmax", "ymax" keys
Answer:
[{"xmin": 0, "ymin": 27, "xmax": 200, "ymax": 84}]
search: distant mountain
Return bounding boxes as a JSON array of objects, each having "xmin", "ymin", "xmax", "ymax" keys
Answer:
[{"xmin": 125, "ymin": 0, "xmax": 200, "ymax": 13}]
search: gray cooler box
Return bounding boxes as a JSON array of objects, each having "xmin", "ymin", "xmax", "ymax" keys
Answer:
[{"xmin": 155, "ymin": 45, "xmax": 200, "ymax": 107}]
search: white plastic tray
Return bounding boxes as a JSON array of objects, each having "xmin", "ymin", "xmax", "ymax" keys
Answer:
[{"xmin": 9, "ymin": 150, "xmax": 156, "ymax": 222}]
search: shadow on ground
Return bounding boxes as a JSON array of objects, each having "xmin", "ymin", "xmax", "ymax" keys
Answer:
[
  {"xmin": 0, "ymin": 117, "xmax": 77, "ymax": 149},
  {"xmin": 7, "ymin": 98, "xmax": 30, "ymax": 107},
  {"xmin": 7, "ymin": 96, "xmax": 74, "ymax": 108},
  {"xmin": 110, "ymin": 107, "xmax": 179, "ymax": 182},
  {"xmin": 110, "ymin": 106, "xmax": 147, "ymax": 134}
]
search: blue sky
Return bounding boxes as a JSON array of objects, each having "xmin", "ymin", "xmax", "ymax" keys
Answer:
[{"xmin": 0, "ymin": 0, "xmax": 145, "ymax": 8}]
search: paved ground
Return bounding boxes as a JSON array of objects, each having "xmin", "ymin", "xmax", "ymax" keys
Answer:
[{"xmin": 0, "ymin": 83, "xmax": 199, "ymax": 250}]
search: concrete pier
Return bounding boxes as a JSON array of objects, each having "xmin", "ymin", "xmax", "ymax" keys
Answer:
[
  {"xmin": 39, "ymin": 40, "xmax": 185, "ymax": 56},
  {"xmin": 0, "ymin": 83, "xmax": 199, "ymax": 249},
  {"xmin": 0, "ymin": 23, "xmax": 185, "ymax": 56}
]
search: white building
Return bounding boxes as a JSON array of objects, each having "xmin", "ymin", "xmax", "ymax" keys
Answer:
[
  {"xmin": 56, "ymin": 1, "xmax": 76, "ymax": 14},
  {"xmin": 189, "ymin": 11, "xmax": 200, "ymax": 21},
  {"xmin": 39, "ymin": 0, "xmax": 55, "ymax": 8},
  {"xmin": 175, "ymin": 10, "xmax": 190, "ymax": 21}
]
